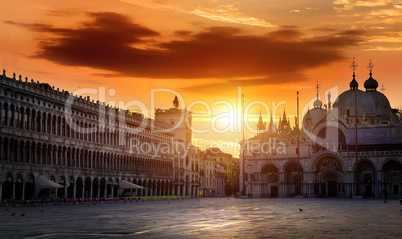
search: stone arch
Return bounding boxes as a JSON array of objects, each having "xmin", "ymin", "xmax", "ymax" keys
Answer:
[
  {"xmin": 58, "ymin": 176, "xmax": 66, "ymax": 198},
  {"xmin": 24, "ymin": 173, "xmax": 35, "ymax": 200},
  {"xmin": 67, "ymin": 176, "xmax": 74, "ymax": 198},
  {"xmin": 76, "ymin": 177, "xmax": 84, "ymax": 198},
  {"xmin": 381, "ymin": 159, "xmax": 402, "ymax": 197},
  {"xmin": 357, "ymin": 159, "xmax": 376, "ymax": 197},
  {"xmin": 260, "ymin": 164, "xmax": 279, "ymax": 198},
  {"xmin": 313, "ymin": 154, "xmax": 343, "ymax": 197},
  {"xmin": 15, "ymin": 174, "xmax": 24, "ymax": 200},
  {"xmin": 321, "ymin": 171, "xmax": 340, "ymax": 197},
  {"xmin": 2, "ymin": 172, "xmax": 14, "ymax": 200},
  {"xmin": 84, "ymin": 177, "xmax": 92, "ymax": 198},
  {"xmin": 284, "ymin": 161, "xmax": 303, "ymax": 197},
  {"xmin": 100, "ymin": 178, "xmax": 106, "ymax": 198},
  {"xmin": 92, "ymin": 178, "xmax": 99, "ymax": 198},
  {"xmin": 106, "ymin": 178, "xmax": 113, "ymax": 198}
]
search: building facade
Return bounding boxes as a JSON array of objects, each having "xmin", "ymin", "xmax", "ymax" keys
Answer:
[
  {"xmin": 0, "ymin": 71, "xmax": 183, "ymax": 201},
  {"xmin": 155, "ymin": 100, "xmax": 200, "ymax": 197},
  {"xmin": 241, "ymin": 61, "xmax": 402, "ymax": 198}
]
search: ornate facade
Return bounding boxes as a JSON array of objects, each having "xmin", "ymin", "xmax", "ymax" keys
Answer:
[
  {"xmin": 0, "ymin": 70, "xmax": 185, "ymax": 201},
  {"xmin": 241, "ymin": 60, "xmax": 402, "ymax": 198}
]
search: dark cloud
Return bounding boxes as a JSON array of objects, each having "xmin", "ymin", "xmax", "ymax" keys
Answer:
[
  {"xmin": 6, "ymin": 12, "xmax": 365, "ymax": 85},
  {"xmin": 179, "ymin": 72, "xmax": 309, "ymax": 93}
]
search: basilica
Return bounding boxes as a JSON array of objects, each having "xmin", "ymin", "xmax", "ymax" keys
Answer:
[{"xmin": 240, "ymin": 60, "xmax": 402, "ymax": 198}]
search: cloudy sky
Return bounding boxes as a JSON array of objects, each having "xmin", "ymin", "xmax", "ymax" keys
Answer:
[{"xmin": 1, "ymin": 0, "xmax": 401, "ymax": 155}]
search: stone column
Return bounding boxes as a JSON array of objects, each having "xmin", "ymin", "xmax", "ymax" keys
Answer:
[
  {"xmin": 73, "ymin": 184, "xmax": 76, "ymax": 199},
  {"xmin": 81, "ymin": 185, "xmax": 85, "ymax": 199},
  {"xmin": 12, "ymin": 182, "xmax": 16, "ymax": 200},
  {"xmin": 22, "ymin": 183, "xmax": 25, "ymax": 200}
]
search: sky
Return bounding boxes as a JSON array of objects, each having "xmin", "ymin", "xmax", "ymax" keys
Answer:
[{"xmin": 1, "ymin": 0, "xmax": 401, "ymax": 156}]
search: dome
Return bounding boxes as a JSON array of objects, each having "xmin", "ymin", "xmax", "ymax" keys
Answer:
[
  {"xmin": 349, "ymin": 78, "xmax": 358, "ymax": 90},
  {"xmin": 333, "ymin": 89, "xmax": 376, "ymax": 118},
  {"xmin": 313, "ymin": 99, "xmax": 322, "ymax": 108},
  {"xmin": 366, "ymin": 90, "xmax": 391, "ymax": 122},
  {"xmin": 364, "ymin": 72, "xmax": 378, "ymax": 91},
  {"xmin": 303, "ymin": 107, "xmax": 326, "ymax": 131}
]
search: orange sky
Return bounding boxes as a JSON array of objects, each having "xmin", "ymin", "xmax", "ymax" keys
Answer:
[{"xmin": 1, "ymin": 0, "xmax": 401, "ymax": 156}]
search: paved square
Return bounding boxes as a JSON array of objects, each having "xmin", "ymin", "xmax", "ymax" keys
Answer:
[{"xmin": 1, "ymin": 198, "xmax": 401, "ymax": 238}]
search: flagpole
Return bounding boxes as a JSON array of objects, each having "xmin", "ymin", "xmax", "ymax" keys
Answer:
[
  {"xmin": 355, "ymin": 93, "xmax": 359, "ymax": 196},
  {"xmin": 242, "ymin": 93, "xmax": 246, "ymax": 196},
  {"xmin": 297, "ymin": 91, "xmax": 300, "ymax": 196}
]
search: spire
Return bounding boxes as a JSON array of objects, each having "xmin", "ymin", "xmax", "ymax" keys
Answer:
[
  {"xmin": 173, "ymin": 95, "xmax": 179, "ymax": 108},
  {"xmin": 282, "ymin": 108, "xmax": 287, "ymax": 123},
  {"xmin": 349, "ymin": 57, "xmax": 359, "ymax": 90},
  {"xmin": 268, "ymin": 114, "xmax": 276, "ymax": 133},
  {"xmin": 257, "ymin": 110, "xmax": 266, "ymax": 133},
  {"xmin": 313, "ymin": 81, "xmax": 322, "ymax": 108},
  {"xmin": 364, "ymin": 59, "xmax": 378, "ymax": 91}
]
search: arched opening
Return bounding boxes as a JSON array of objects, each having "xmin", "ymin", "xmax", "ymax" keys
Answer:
[
  {"xmin": 323, "ymin": 172, "xmax": 338, "ymax": 197},
  {"xmin": 92, "ymin": 178, "xmax": 99, "ymax": 198},
  {"xmin": 363, "ymin": 174, "xmax": 373, "ymax": 197},
  {"xmin": 358, "ymin": 160, "xmax": 375, "ymax": 197},
  {"xmin": 316, "ymin": 126, "xmax": 346, "ymax": 152},
  {"xmin": 100, "ymin": 178, "xmax": 106, "ymax": 198},
  {"xmin": 84, "ymin": 178, "xmax": 92, "ymax": 198},
  {"xmin": 314, "ymin": 156, "xmax": 343, "ymax": 197},
  {"xmin": 2, "ymin": 173, "xmax": 14, "ymax": 200},
  {"xmin": 58, "ymin": 177, "xmax": 66, "ymax": 198},
  {"xmin": 24, "ymin": 174, "xmax": 35, "ymax": 200},
  {"xmin": 285, "ymin": 162, "xmax": 303, "ymax": 197},
  {"xmin": 260, "ymin": 164, "xmax": 279, "ymax": 198},
  {"xmin": 15, "ymin": 174, "xmax": 24, "ymax": 200},
  {"xmin": 67, "ymin": 177, "xmax": 74, "ymax": 198},
  {"xmin": 382, "ymin": 160, "xmax": 402, "ymax": 198},
  {"xmin": 113, "ymin": 178, "xmax": 119, "ymax": 197}
]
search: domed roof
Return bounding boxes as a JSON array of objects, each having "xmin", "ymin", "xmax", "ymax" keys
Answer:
[
  {"xmin": 349, "ymin": 78, "xmax": 358, "ymax": 90},
  {"xmin": 364, "ymin": 72, "xmax": 378, "ymax": 91},
  {"xmin": 333, "ymin": 89, "xmax": 377, "ymax": 118},
  {"xmin": 366, "ymin": 90, "xmax": 391, "ymax": 121},
  {"xmin": 303, "ymin": 107, "xmax": 326, "ymax": 131},
  {"xmin": 313, "ymin": 99, "xmax": 322, "ymax": 108}
]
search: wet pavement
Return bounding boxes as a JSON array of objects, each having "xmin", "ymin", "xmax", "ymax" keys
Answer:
[{"xmin": 1, "ymin": 197, "xmax": 401, "ymax": 238}]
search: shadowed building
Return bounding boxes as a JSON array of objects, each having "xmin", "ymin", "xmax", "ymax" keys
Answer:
[
  {"xmin": 0, "ymin": 70, "xmax": 184, "ymax": 201},
  {"xmin": 241, "ymin": 59, "xmax": 402, "ymax": 198},
  {"xmin": 154, "ymin": 96, "xmax": 200, "ymax": 197}
]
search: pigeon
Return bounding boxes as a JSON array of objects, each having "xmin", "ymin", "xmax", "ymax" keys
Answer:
[
  {"xmin": 20, "ymin": 213, "xmax": 25, "ymax": 216},
  {"xmin": 10, "ymin": 213, "xmax": 15, "ymax": 216},
  {"xmin": 299, "ymin": 208, "xmax": 303, "ymax": 212},
  {"xmin": 41, "ymin": 209, "xmax": 44, "ymax": 212}
]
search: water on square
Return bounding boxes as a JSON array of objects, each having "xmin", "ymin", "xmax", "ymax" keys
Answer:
[{"xmin": 1, "ymin": 198, "xmax": 401, "ymax": 238}]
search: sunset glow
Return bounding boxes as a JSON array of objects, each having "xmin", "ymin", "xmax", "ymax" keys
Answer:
[{"xmin": 1, "ymin": 0, "xmax": 401, "ymax": 156}]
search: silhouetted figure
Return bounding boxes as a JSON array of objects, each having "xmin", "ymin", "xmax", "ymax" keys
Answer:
[
  {"xmin": 382, "ymin": 189, "xmax": 388, "ymax": 203},
  {"xmin": 299, "ymin": 208, "xmax": 303, "ymax": 212}
]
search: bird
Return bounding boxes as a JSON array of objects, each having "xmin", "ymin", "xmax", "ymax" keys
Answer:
[
  {"xmin": 20, "ymin": 213, "xmax": 25, "ymax": 216},
  {"xmin": 299, "ymin": 208, "xmax": 303, "ymax": 212},
  {"xmin": 10, "ymin": 213, "xmax": 15, "ymax": 216},
  {"xmin": 41, "ymin": 209, "xmax": 44, "ymax": 212}
]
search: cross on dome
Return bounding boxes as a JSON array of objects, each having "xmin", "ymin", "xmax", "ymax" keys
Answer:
[{"xmin": 367, "ymin": 59, "xmax": 375, "ymax": 73}]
